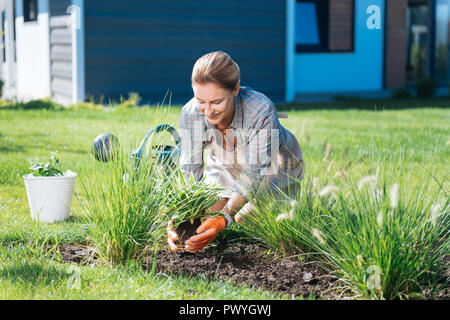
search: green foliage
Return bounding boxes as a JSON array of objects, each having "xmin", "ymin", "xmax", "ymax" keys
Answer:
[
  {"xmin": 117, "ymin": 92, "xmax": 142, "ymax": 109},
  {"xmin": 18, "ymin": 98, "xmax": 61, "ymax": 110},
  {"xmin": 307, "ymin": 167, "xmax": 448, "ymax": 300},
  {"xmin": 69, "ymin": 101, "xmax": 103, "ymax": 110},
  {"xmin": 69, "ymin": 93, "xmax": 142, "ymax": 110},
  {"xmin": 0, "ymin": 92, "xmax": 142, "ymax": 112},
  {"xmin": 77, "ymin": 107, "xmax": 222, "ymax": 265},
  {"xmin": 24, "ymin": 218, "xmax": 61, "ymax": 262},
  {"xmin": 79, "ymin": 147, "xmax": 222, "ymax": 264},
  {"xmin": 29, "ymin": 151, "xmax": 63, "ymax": 177},
  {"xmin": 410, "ymin": 42, "xmax": 427, "ymax": 80},
  {"xmin": 0, "ymin": 103, "xmax": 449, "ymax": 299},
  {"xmin": 68, "ymin": 94, "xmax": 104, "ymax": 110},
  {"xmin": 0, "ymin": 99, "xmax": 14, "ymax": 108},
  {"xmin": 240, "ymin": 149, "xmax": 449, "ymax": 300},
  {"xmin": 78, "ymin": 142, "xmax": 173, "ymax": 265},
  {"xmin": 167, "ymin": 170, "xmax": 223, "ymax": 228},
  {"xmin": 416, "ymin": 77, "xmax": 436, "ymax": 98},
  {"xmin": 0, "ymin": 98, "xmax": 62, "ymax": 110},
  {"xmin": 391, "ymin": 88, "xmax": 413, "ymax": 100}
]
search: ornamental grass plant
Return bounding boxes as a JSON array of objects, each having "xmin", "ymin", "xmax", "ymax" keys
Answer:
[
  {"xmin": 239, "ymin": 146, "xmax": 449, "ymax": 299},
  {"xmin": 78, "ymin": 122, "xmax": 223, "ymax": 264},
  {"xmin": 78, "ymin": 137, "xmax": 175, "ymax": 265},
  {"xmin": 167, "ymin": 170, "xmax": 223, "ymax": 230}
]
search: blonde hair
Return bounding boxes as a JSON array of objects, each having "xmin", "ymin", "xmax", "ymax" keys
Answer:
[{"xmin": 191, "ymin": 51, "xmax": 240, "ymax": 91}]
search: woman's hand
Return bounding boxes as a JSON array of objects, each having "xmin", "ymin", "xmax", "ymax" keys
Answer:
[{"xmin": 185, "ymin": 216, "xmax": 226, "ymax": 253}]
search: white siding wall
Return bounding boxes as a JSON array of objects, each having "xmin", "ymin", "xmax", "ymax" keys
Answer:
[
  {"xmin": 15, "ymin": 0, "xmax": 51, "ymax": 100},
  {"xmin": 50, "ymin": 0, "xmax": 73, "ymax": 104}
]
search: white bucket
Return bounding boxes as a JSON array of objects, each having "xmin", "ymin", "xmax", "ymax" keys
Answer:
[{"xmin": 23, "ymin": 171, "xmax": 77, "ymax": 223}]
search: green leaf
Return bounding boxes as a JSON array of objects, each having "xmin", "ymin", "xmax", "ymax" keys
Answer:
[{"xmin": 28, "ymin": 151, "xmax": 64, "ymax": 177}]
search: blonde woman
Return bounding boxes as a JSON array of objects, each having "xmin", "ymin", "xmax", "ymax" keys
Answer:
[{"xmin": 168, "ymin": 51, "xmax": 304, "ymax": 253}]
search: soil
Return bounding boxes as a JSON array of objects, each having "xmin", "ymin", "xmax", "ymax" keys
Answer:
[
  {"xmin": 174, "ymin": 218, "xmax": 202, "ymax": 248},
  {"xmin": 52, "ymin": 242, "xmax": 346, "ymax": 299},
  {"xmin": 54, "ymin": 243, "xmax": 97, "ymax": 265},
  {"xmin": 50, "ymin": 242, "xmax": 449, "ymax": 300},
  {"xmin": 148, "ymin": 242, "xmax": 345, "ymax": 299}
]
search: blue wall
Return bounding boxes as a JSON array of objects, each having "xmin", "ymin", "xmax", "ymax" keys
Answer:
[
  {"xmin": 294, "ymin": 0, "xmax": 384, "ymax": 94},
  {"xmin": 84, "ymin": 0, "xmax": 286, "ymax": 105}
]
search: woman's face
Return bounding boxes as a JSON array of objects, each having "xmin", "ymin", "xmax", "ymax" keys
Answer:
[{"xmin": 192, "ymin": 81, "xmax": 239, "ymax": 127}]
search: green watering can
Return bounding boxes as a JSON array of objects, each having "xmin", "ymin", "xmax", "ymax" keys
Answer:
[
  {"xmin": 130, "ymin": 124, "xmax": 180, "ymax": 171},
  {"xmin": 92, "ymin": 124, "xmax": 180, "ymax": 171}
]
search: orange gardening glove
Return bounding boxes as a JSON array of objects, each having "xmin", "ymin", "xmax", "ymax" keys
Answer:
[{"xmin": 185, "ymin": 216, "xmax": 226, "ymax": 253}]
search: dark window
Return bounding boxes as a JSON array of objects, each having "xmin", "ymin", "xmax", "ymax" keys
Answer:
[
  {"xmin": 23, "ymin": 0, "xmax": 38, "ymax": 22},
  {"xmin": 433, "ymin": 0, "xmax": 449, "ymax": 83},
  {"xmin": 296, "ymin": 0, "xmax": 354, "ymax": 53}
]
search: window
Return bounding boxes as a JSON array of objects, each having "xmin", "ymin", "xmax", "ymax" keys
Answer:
[
  {"xmin": 406, "ymin": 3, "xmax": 429, "ymax": 82},
  {"xmin": 23, "ymin": 0, "xmax": 38, "ymax": 22},
  {"xmin": 434, "ymin": 0, "xmax": 449, "ymax": 83},
  {"xmin": 295, "ymin": 0, "xmax": 354, "ymax": 53},
  {"xmin": 296, "ymin": 0, "xmax": 329, "ymax": 52}
]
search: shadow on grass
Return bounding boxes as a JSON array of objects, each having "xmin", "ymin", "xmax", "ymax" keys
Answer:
[
  {"xmin": 0, "ymin": 132, "xmax": 25, "ymax": 153},
  {"xmin": 10, "ymin": 140, "xmax": 89, "ymax": 156},
  {"xmin": 0, "ymin": 261, "xmax": 69, "ymax": 287},
  {"xmin": 277, "ymin": 97, "xmax": 450, "ymax": 111},
  {"xmin": 0, "ymin": 99, "xmax": 63, "ymax": 111},
  {"xmin": 0, "ymin": 145, "xmax": 25, "ymax": 153},
  {"xmin": 0, "ymin": 131, "xmax": 88, "ymax": 155}
]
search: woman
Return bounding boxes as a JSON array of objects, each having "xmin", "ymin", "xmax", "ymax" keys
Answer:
[{"xmin": 168, "ymin": 51, "xmax": 304, "ymax": 253}]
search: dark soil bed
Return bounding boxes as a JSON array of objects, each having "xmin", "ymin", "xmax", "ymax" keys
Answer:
[
  {"xmin": 50, "ymin": 242, "xmax": 449, "ymax": 299},
  {"xmin": 149, "ymin": 242, "xmax": 345, "ymax": 299},
  {"xmin": 52, "ymin": 242, "xmax": 346, "ymax": 299}
]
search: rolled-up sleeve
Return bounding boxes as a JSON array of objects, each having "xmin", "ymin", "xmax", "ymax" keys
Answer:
[{"xmin": 179, "ymin": 105, "xmax": 205, "ymax": 182}]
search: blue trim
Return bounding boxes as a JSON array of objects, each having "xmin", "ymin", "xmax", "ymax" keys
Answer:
[
  {"xmin": 382, "ymin": 0, "xmax": 387, "ymax": 89},
  {"xmin": 15, "ymin": 0, "xmax": 23, "ymax": 17},
  {"xmin": 286, "ymin": 0, "xmax": 295, "ymax": 102},
  {"xmin": 71, "ymin": 0, "xmax": 85, "ymax": 103}
]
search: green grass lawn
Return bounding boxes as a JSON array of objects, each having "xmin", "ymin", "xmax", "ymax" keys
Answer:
[{"xmin": 0, "ymin": 98, "xmax": 448, "ymax": 299}]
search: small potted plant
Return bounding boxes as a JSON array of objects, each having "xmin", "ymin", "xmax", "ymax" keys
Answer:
[
  {"xmin": 167, "ymin": 170, "xmax": 223, "ymax": 250},
  {"xmin": 23, "ymin": 151, "xmax": 77, "ymax": 223}
]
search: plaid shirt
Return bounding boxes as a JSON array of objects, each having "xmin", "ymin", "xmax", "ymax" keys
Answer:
[{"xmin": 179, "ymin": 86, "xmax": 299, "ymax": 199}]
